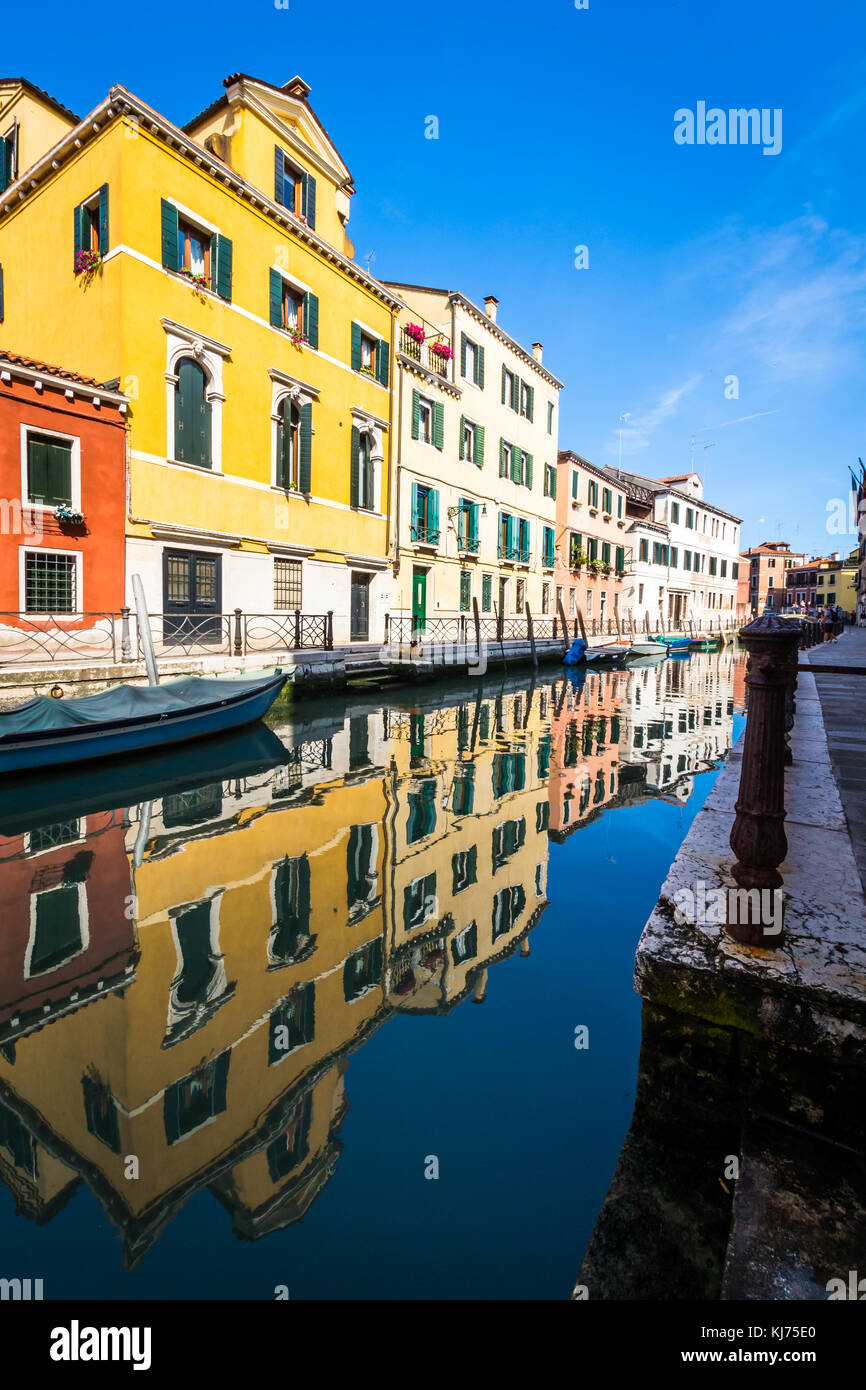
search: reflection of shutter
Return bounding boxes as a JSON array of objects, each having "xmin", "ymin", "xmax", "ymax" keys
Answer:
[
  {"xmin": 98, "ymin": 184, "xmax": 109, "ymax": 254},
  {"xmin": 303, "ymin": 292, "xmax": 319, "ymax": 349},
  {"xmin": 350, "ymin": 426, "xmax": 360, "ymax": 507},
  {"xmin": 411, "ymin": 389, "xmax": 420, "ymax": 440},
  {"xmin": 215, "ymin": 234, "xmax": 232, "ymax": 300},
  {"xmin": 299, "ymin": 403, "xmax": 312, "ymax": 493},
  {"xmin": 433, "ymin": 401, "xmax": 444, "ymax": 450},
  {"xmin": 269, "ymin": 269, "xmax": 282, "ymax": 327},
  {"xmin": 477, "ymin": 344, "xmax": 485, "ymax": 388},
  {"xmin": 161, "ymin": 199, "xmax": 179, "ymax": 270},
  {"xmin": 475, "ymin": 424, "xmax": 485, "ymax": 465},
  {"xmin": 351, "ymin": 322, "xmax": 362, "ymax": 372},
  {"xmin": 375, "ymin": 337, "xmax": 389, "ymax": 386},
  {"xmin": 274, "ymin": 146, "xmax": 285, "ymax": 205}
]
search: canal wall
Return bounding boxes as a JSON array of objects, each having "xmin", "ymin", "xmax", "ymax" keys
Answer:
[
  {"xmin": 0, "ymin": 637, "xmax": 568, "ymax": 706},
  {"xmin": 577, "ymin": 634, "xmax": 866, "ymax": 1301}
]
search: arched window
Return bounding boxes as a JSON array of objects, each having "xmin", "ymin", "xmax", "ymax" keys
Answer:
[
  {"xmin": 174, "ymin": 357, "xmax": 211, "ymax": 468},
  {"xmin": 276, "ymin": 397, "xmax": 301, "ymax": 489},
  {"xmin": 350, "ymin": 424, "xmax": 377, "ymax": 511}
]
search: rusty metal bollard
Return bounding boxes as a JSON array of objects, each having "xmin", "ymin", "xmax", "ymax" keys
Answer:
[{"xmin": 726, "ymin": 612, "xmax": 801, "ymax": 947}]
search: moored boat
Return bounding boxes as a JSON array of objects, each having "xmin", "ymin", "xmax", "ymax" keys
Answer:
[{"xmin": 0, "ymin": 672, "xmax": 289, "ymax": 777}]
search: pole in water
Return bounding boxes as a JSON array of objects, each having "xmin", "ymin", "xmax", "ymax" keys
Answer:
[{"xmin": 132, "ymin": 573, "xmax": 160, "ymax": 687}]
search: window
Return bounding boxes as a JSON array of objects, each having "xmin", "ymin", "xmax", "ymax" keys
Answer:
[
  {"xmin": 281, "ymin": 282, "xmax": 304, "ymax": 333},
  {"xmin": 569, "ymin": 587, "xmax": 576, "ymax": 616},
  {"xmin": 615, "ymin": 546, "xmax": 625, "ymax": 573},
  {"xmin": 412, "ymin": 390, "xmax": 442, "ymax": 447},
  {"xmin": 178, "ymin": 216, "xmax": 211, "ymax": 282},
  {"xmin": 498, "ymin": 511, "xmax": 516, "ymax": 561},
  {"xmin": 403, "ymin": 873, "xmax": 436, "ymax": 930},
  {"xmin": 671, "ymin": 501, "xmax": 680, "ymax": 524},
  {"xmin": 502, "ymin": 366, "xmax": 518, "ymax": 409},
  {"xmin": 268, "ymin": 272, "xmax": 319, "ymax": 348},
  {"xmin": 547, "ymin": 401, "xmax": 554, "ymax": 433},
  {"xmin": 174, "ymin": 356, "xmax": 211, "ymax": 468},
  {"xmin": 588, "ymin": 479, "xmax": 599, "ymax": 508},
  {"xmin": 544, "ymin": 462, "xmax": 557, "ymax": 498},
  {"xmin": 452, "ymin": 848, "xmax": 477, "ymax": 895},
  {"xmin": 767, "ymin": 575, "xmax": 774, "ymax": 588},
  {"xmin": 452, "ymin": 763, "xmax": 475, "ymax": 815},
  {"xmin": 344, "ymin": 939, "xmax": 383, "ymax": 1002},
  {"xmin": 768, "ymin": 557, "xmax": 776, "ymax": 568},
  {"xmin": 601, "ymin": 541, "xmax": 611, "ymax": 566},
  {"xmin": 587, "ymin": 537, "xmax": 598, "ymax": 562},
  {"xmin": 460, "ymin": 416, "xmax": 484, "ymax": 465},
  {"xmin": 492, "ymin": 817, "xmax": 526, "ymax": 870},
  {"xmin": 73, "ymin": 185, "xmax": 108, "ymax": 267},
  {"xmin": 28, "ymin": 882, "xmax": 84, "ymax": 975},
  {"xmin": 276, "ymin": 398, "xmax": 301, "ymax": 489},
  {"xmin": 639, "ymin": 539, "xmax": 649, "ymax": 562},
  {"xmin": 686, "ymin": 507, "xmax": 694, "ymax": 528},
  {"xmin": 25, "ymin": 551, "xmax": 77, "ymax": 613},
  {"xmin": 542, "ymin": 581, "xmax": 550, "ymax": 613},
  {"xmin": 25, "ymin": 432, "xmax": 73, "ymax": 507},
  {"xmin": 275, "ymin": 146, "xmax": 316, "ymax": 228},
  {"xmin": 1, "ymin": 127, "xmax": 15, "ymax": 192},
  {"xmin": 721, "ymin": 559, "xmax": 727, "ymax": 577},
  {"xmin": 274, "ymin": 558, "xmax": 302, "ymax": 610},
  {"xmin": 519, "ymin": 380, "xmax": 534, "ymax": 420},
  {"xmin": 542, "ymin": 526, "xmax": 555, "ymax": 569},
  {"xmin": 515, "ymin": 578, "xmax": 525, "ymax": 612},
  {"xmin": 602, "ymin": 487, "xmax": 613, "ymax": 515},
  {"xmin": 569, "ymin": 533, "xmax": 582, "ymax": 568},
  {"xmin": 482, "ymin": 573, "xmax": 493, "ymax": 611},
  {"xmin": 407, "ymin": 780, "xmax": 437, "ymax": 843},
  {"xmin": 457, "ymin": 499, "xmax": 479, "ymax": 553},
  {"xmin": 351, "ymin": 427, "xmax": 376, "ymax": 510},
  {"xmin": 451, "ymin": 921, "xmax": 478, "ymax": 963},
  {"xmin": 709, "ymin": 556, "xmax": 718, "ymax": 576},
  {"xmin": 461, "ymin": 334, "xmax": 484, "ymax": 387},
  {"xmin": 460, "ymin": 569, "xmax": 472, "ymax": 612},
  {"xmin": 411, "ymin": 482, "xmax": 440, "ymax": 544},
  {"xmin": 670, "ymin": 547, "xmax": 678, "ymax": 568},
  {"xmin": 517, "ymin": 517, "xmax": 531, "ymax": 563}
]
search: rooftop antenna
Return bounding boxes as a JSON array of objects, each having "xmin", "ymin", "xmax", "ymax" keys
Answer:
[
  {"xmin": 364, "ymin": 249, "xmax": 376, "ymax": 274},
  {"xmin": 689, "ymin": 434, "xmax": 696, "ymax": 469},
  {"xmin": 702, "ymin": 441, "xmax": 716, "ymax": 484},
  {"xmin": 617, "ymin": 413, "xmax": 630, "ymax": 475}
]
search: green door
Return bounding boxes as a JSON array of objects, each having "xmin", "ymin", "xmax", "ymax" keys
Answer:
[{"xmin": 412, "ymin": 567, "xmax": 427, "ymax": 634}]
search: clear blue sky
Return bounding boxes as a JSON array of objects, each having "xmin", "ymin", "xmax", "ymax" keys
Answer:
[{"xmin": 7, "ymin": 0, "xmax": 866, "ymax": 556}]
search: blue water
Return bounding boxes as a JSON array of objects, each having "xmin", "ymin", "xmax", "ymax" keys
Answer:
[{"xmin": 0, "ymin": 655, "xmax": 744, "ymax": 1299}]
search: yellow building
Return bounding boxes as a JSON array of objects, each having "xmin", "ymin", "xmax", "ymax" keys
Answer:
[{"xmin": 0, "ymin": 74, "xmax": 402, "ymax": 643}]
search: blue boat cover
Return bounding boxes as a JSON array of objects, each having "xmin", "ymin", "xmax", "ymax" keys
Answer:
[
  {"xmin": 0, "ymin": 677, "xmax": 277, "ymax": 742},
  {"xmin": 563, "ymin": 639, "xmax": 587, "ymax": 665}
]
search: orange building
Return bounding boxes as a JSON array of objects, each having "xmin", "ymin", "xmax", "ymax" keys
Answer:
[
  {"xmin": 555, "ymin": 451, "xmax": 631, "ymax": 632},
  {"xmin": 547, "ymin": 668, "xmax": 626, "ymax": 839},
  {"xmin": 0, "ymin": 350, "xmax": 127, "ymax": 627},
  {"xmin": 740, "ymin": 540, "xmax": 806, "ymax": 616}
]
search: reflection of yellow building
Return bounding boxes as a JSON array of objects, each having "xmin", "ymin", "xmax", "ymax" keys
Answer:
[{"xmin": 382, "ymin": 681, "xmax": 552, "ymax": 1012}]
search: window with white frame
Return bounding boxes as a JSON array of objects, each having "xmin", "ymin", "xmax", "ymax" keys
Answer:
[
  {"xmin": 23, "ymin": 549, "xmax": 79, "ymax": 613},
  {"xmin": 21, "ymin": 426, "xmax": 80, "ymax": 510}
]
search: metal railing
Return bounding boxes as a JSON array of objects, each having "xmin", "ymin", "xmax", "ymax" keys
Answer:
[
  {"xmin": 399, "ymin": 327, "xmax": 453, "ymax": 379},
  {"xmin": 0, "ymin": 612, "xmax": 119, "ymax": 665}
]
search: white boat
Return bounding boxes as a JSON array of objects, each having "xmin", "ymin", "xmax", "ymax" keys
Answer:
[{"xmin": 628, "ymin": 641, "xmax": 665, "ymax": 657}]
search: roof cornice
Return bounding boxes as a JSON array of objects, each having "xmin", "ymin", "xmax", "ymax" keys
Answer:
[
  {"xmin": 447, "ymin": 293, "xmax": 563, "ymax": 389},
  {"xmin": 0, "ymin": 357, "xmax": 127, "ymax": 408},
  {"xmin": 0, "ymin": 86, "xmax": 404, "ymax": 312},
  {"xmin": 396, "ymin": 350, "xmax": 463, "ymax": 400}
]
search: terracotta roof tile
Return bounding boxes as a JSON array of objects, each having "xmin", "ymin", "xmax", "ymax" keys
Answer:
[{"xmin": 0, "ymin": 349, "xmax": 108, "ymax": 389}]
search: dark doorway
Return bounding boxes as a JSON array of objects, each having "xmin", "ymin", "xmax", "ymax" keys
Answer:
[
  {"xmin": 163, "ymin": 549, "xmax": 222, "ymax": 645},
  {"xmin": 350, "ymin": 572, "xmax": 371, "ymax": 642}
]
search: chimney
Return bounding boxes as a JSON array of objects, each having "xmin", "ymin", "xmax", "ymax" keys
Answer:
[
  {"xmin": 484, "ymin": 295, "xmax": 498, "ymax": 323},
  {"xmin": 532, "ymin": 342, "xmax": 543, "ymax": 363}
]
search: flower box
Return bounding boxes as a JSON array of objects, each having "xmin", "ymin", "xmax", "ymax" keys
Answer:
[
  {"xmin": 74, "ymin": 249, "xmax": 101, "ymax": 276},
  {"xmin": 179, "ymin": 267, "xmax": 212, "ymax": 293},
  {"xmin": 404, "ymin": 322, "xmax": 426, "ymax": 344},
  {"xmin": 431, "ymin": 340, "xmax": 453, "ymax": 360},
  {"xmin": 55, "ymin": 506, "xmax": 85, "ymax": 525}
]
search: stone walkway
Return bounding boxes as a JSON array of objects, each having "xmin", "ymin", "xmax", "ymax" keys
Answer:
[{"xmin": 806, "ymin": 627, "xmax": 866, "ymax": 894}]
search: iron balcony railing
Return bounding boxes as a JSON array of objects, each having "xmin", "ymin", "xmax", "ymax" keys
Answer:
[{"xmin": 399, "ymin": 326, "xmax": 453, "ymax": 379}]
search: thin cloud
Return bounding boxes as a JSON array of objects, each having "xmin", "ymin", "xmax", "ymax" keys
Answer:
[
  {"xmin": 613, "ymin": 374, "xmax": 702, "ymax": 454},
  {"xmin": 697, "ymin": 410, "xmax": 780, "ymax": 432}
]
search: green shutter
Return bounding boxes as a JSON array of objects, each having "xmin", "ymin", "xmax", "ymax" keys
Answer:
[
  {"xmin": 98, "ymin": 184, "xmax": 109, "ymax": 254},
  {"xmin": 511, "ymin": 447, "xmax": 521, "ymax": 485},
  {"xmin": 501, "ymin": 364, "xmax": 507, "ymax": 404},
  {"xmin": 411, "ymin": 480, "xmax": 420, "ymax": 539},
  {"xmin": 0, "ymin": 134, "xmax": 12, "ymax": 193},
  {"xmin": 616, "ymin": 546, "xmax": 624, "ymax": 572},
  {"xmin": 476, "ymin": 344, "xmax": 485, "ymax": 388},
  {"xmin": 511, "ymin": 374, "xmax": 519, "ymax": 411},
  {"xmin": 411, "ymin": 389, "xmax": 420, "ymax": 440},
  {"xmin": 469, "ymin": 503, "xmax": 479, "ymax": 550},
  {"xmin": 460, "ymin": 333, "xmax": 467, "ymax": 378},
  {"xmin": 302, "ymin": 172, "xmax": 317, "ymax": 228},
  {"xmin": 429, "ymin": 488, "xmax": 440, "ymax": 541},
  {"xmin": 299, "ymin": 403, "xmax": 312, "ymax": 493},
  {"xmin": 215, "ymin": 234, "xmax": 232, "ymax": 300},
  {"xmin": 482, "ymin": 573, "xmax": 492, "ymax": 611},
  {"xmin": 351, "ymin": 322, "xmax": 362, "ymax": 372},
  {"xmin": 617, "ymin": 494, "xmax": 623, "ymax": 518},
  {"xmin": 433, "ymin": 401, "xmax": 444, "ymax": 450},
  {"xmin": 350, "ymin": 426, "xmax": 360, "ymax": 508},
  {"xmin": 73, "ymin": 202, "xmax": 87, "ymax": 268},
  {"xmin": 527, "ymin": 384, "xmax": 534, "ymax": 422},
  {"xmin": 549, "ymin": 464, "xmax": 556, "ymax": 499},
  {"xmin": 269, "ymin": 268, "xmax": 282, "ymax": 328},
  {"xmin": 276, "ymin": 402, "xmax": 287, "ymax": 488},
  {"xmin": 506, "ymin": 514, "xmax": 515, "ymax": 559},
  {"xmin": 376, "ymin": 337, "xmax": 389, "ymax": 386},
  {"xmin": 28, "ymin": 436, "xmax": 72, "ymax": 506},
  {"xmin": 602, "ymin": 542, "xmax": 611, "ymax": 565},
  {"xmin": 0, "ymin": 262, "xmax": 4, "ymax": 323},
  {"xmin": 525, "ymin": 454, "xmax": 533, "ymax": 490},
  {"xmin": 274, "ymin": 146, "xmax": 285, "ymax": 205},
  {"xmin": 160, "ymin": 198, "xmax": 179, "ymax": 270},
  {"xmin": 499, "ymin": 438, "xmax": 506, "ymax": 477},
  {"xmin": 475, "ymin": 424, "xmax": 485, "ymax": 466},
  {"xmin": 460, "ymin": 570, "xmax": 471, "ymax": 611},
  {"xmin": 458, "ymin": 415, "xmax": 466, "ymax": 461},
  {"xmin": 572, "ymin": 471, "xmax": 578, "ymax": 499},
  {"xmin": 304, "ymin": 292, "xmax": 319, "ymax": 349}
]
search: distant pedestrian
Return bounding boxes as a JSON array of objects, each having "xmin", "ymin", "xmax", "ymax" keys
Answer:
[{"xmin": 823, "ymin": 607, "xmax": 834, "ymax": 641}]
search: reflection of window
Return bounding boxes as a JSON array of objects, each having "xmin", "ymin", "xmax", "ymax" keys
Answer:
[
  {"xmin": 452, "ymin": 845, "xmax": 477, "ymax": 895},
  {"xmin": 492, "ymin": 751, "xmax": 525, "ymax": 798},
  {"xmin": 344, "ymin": 938, "xmax": 383, "ymax": 1001},
  {"xmin": 163, "ymin": 782, "xmax": 222, "ymax": 828},
  {"xmin": 268, "ymin": 983, "xmax": 315, "ymax": 1065},
  {"xmin": 536, "ymin": 800, "xmax": 550, "ymax": 833},
  {"xmin": 347, "ymin": 824, "xmax": 379, "ymax": 921},
  {"xmin": 349, "ymin": 714, "xmax": 370, "ymax": 770},
  {"xmin": 451, "ymin": 921, "xmax": 477, "ymax": 965},
  {"xmin": 451, "ymin": 762, "xmax": 475, "ymax": 815},
  {"xmin": 0, "ymin": 1102, "xmax": 36, "ymax": 1174},
  {"xmin": 407, "ymin": 780, "xmax": 437, "ymax": 842},
  {"xmin": 492, "ymin": 885, "xmax": 526, "ymax": 940},
  {"xmin": 29, "ymin": 883, "xmax": 84, "ymax": 975},
  {"xmin": 26, "ymin": 819, "xmax": 82, "ymax": 856},
  {"xmin": 403, "ymin": 873, "xmax": 436, "ymax": 931},
  {"xmin": 164, "ymin": 1051, "xmax": 230, "ymax": 1144},
  {"xmin": 492, "ymin": 817, "xmax": 526, "ymax": 870},
  {"xmin": 82, "ymin": 1075, "xmax": 120, "ymax": 1153},
  {"xmin": 266, "ymin": 1093, "xmax": 312, "ymax": 1182},
  {"xmin": 270, "ymin": 856, "xmax": 312, "ymax": 965}
]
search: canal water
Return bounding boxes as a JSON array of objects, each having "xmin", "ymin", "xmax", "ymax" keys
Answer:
[{"xmin": 0, "ymin": 649, "xmax": 745, "ymax": 1300}]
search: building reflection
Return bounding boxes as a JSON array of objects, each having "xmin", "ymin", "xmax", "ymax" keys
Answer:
[{"xmin": 0, "ymin": 651, "xmax": 741, "ymax": 1266}]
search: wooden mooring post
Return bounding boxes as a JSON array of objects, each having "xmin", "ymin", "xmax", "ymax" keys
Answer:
[{"xmin": 725, "ymin": 612, "xmax": 801, "ymax": 947}]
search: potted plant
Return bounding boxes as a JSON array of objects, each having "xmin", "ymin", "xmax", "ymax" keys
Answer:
[
  {"xmin": 55, "ymin": 505, "xmax": 85, "ymax": 525},
  {"xmin": 431, "ymin": 339, "xmax": 453, "ymax": 361},
  {"xmin": 405, "ymin": 322, "xmax": 426, "ymax": 344},
  {"xmin": 287, "ymin": 325, "xmax": 308, "ymax": 349},
  {"xmin": 179, "ymin": 267, "xmax": 212, "ymax": 294},
  {"xmin": 74, "ymin": 248, "xmax": 101, "ymax": 278}
]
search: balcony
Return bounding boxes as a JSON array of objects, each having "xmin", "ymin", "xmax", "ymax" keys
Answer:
[{"xmin": 399, "ymin": 322, "xmax": 453, "ymax": 381}]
